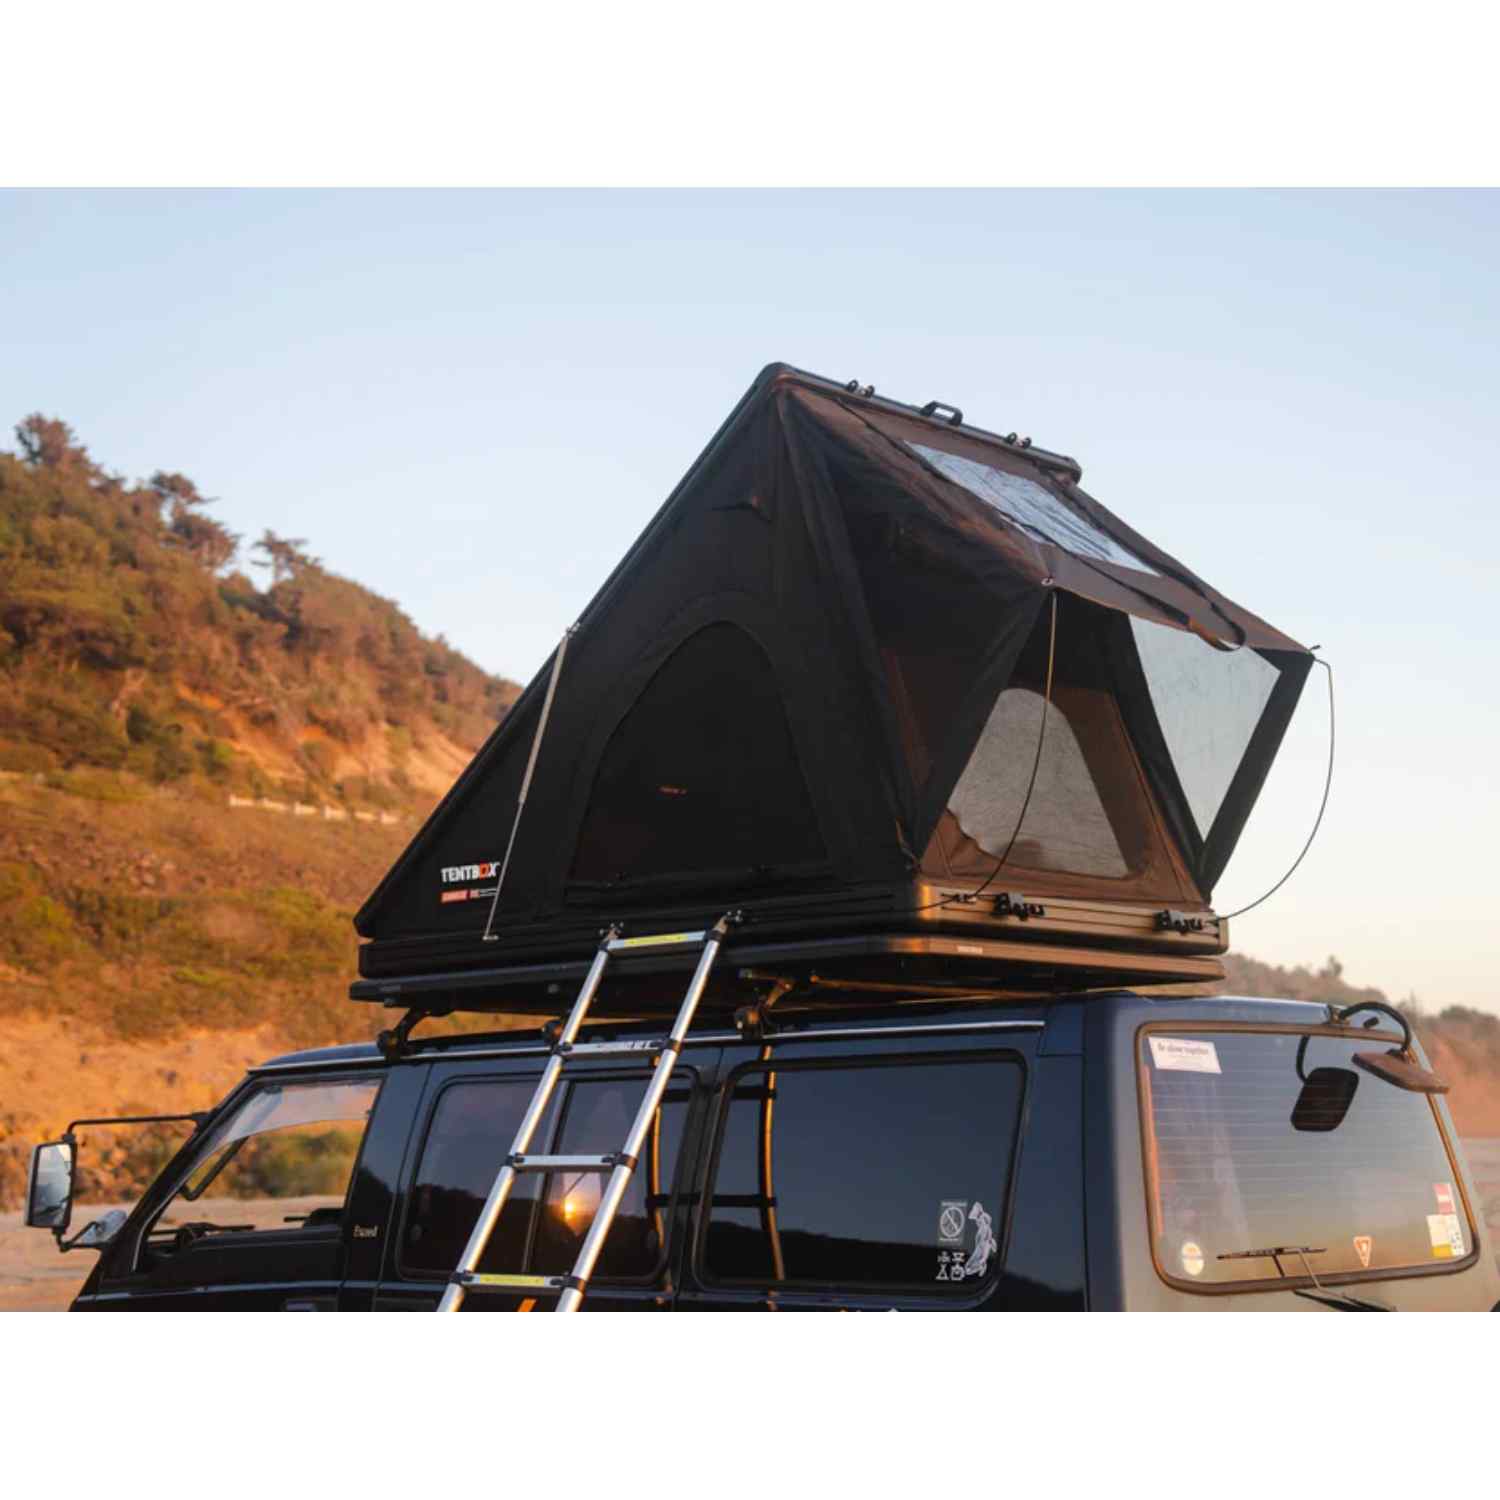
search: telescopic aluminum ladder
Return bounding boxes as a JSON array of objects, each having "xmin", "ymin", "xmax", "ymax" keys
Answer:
[{"xmin": 438, "ymin": 913, "xmax": 736, "ymax": 1313}]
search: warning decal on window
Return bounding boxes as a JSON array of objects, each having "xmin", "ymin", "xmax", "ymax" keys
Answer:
[
  {"xmin": 1148, "ymin": 1036, "xmax": 1221, "ymax": 1074},
  {"xmin": 938, "ymin": 1200, "xmax": 967, "ymax": 1244},
  {"xmin": 933, "ymin": 1199, "xmax": 997, "ymax": 1282}
]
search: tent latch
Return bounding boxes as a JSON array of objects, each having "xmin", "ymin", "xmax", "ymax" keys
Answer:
[
  {"xmin": 1156, "ymin": 909, "xmax": 1207, "ymax": 935},
  {"xmin": 994, "ymin": 891, "xmax": 1046, "ymax": 921}
]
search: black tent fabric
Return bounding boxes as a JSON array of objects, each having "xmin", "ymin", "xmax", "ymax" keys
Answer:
[{"xmin": 355, "ymin": 365, "xmax": 1311, "ymax": 987}]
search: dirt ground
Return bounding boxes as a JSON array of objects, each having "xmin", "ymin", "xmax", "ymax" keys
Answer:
[
  {"xmin": 4, "ymin": 1140, "xmax": 1498, "ymax": 1313},
  {"xmin": 0, "ymin": 1193, "xmax": 346, "ymax": 1310}
]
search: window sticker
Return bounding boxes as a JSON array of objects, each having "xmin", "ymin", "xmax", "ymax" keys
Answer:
[
  {"xmin": 937, "ymin": 1200, "xmax": 967, "ymax": 1244},
  {"xmin": 932, "ymin": 1199, "xmax": 997, "ymax": 1282},
  {"xmin": 1180, "ymin": 1241, "xmax": 1205, "ymax": 1277},
  {"xmin": 1148, "ymin": 1036, "xmax": 1222, "ymax": 1074},
  {"xmin": 1353, "ymin": 1235, "xmax": 1373, "ymax": 1269},
  {"xmin": 1434, "ymin": 1182, "xmax": 1456, "ymax": 1215},
  {"xmin": 934, "ymin": 1249, "xmax": 964, "ymax": 1282},
  {"xmin": 964, "ymin": 1200, "xmax": 997, "ymax": 1279},
  {"xmin": 1427, "ymin": 1213, "xmax": 1464, "ymax": 1259}
]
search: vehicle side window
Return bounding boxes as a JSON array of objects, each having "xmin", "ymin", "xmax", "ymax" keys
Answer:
[
  {"xmin": 146, "ymin": 1077, "xmax": 380, "ymax": 1256},
  {"xmin": 535, "ymin": 1076, "xmax": 686, "ymax": 1279},
  {"xmin": 702, "ymin": 1054, "xmax": 1024, "ymax": 1292},
  {"xmin": 404, "ymin": 1079, "xmax": 540, "ymax": 1275},
  {"xmin": 402, "ymin": 1074, "xmax": 688, "ymax": 1281}
]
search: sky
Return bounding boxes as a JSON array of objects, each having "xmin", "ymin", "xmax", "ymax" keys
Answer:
[{"xmin": 2, "ymin": 189, "xmax": 1497, "ymax": 1013}]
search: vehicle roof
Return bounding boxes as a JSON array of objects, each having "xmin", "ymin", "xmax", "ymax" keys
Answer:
[{"xmin": 252, "ymin": 991, "xmax": 1340, "ymax": 1073}]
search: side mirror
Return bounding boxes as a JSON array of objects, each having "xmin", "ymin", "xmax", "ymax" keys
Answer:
[
  {"xmin": 1291, "ymin": 1066, "xmax": 1359, "ymax": 1132},
  {"xmin": 26, "ymin": 1138, "xmax": 76, "ymax": 1233}
]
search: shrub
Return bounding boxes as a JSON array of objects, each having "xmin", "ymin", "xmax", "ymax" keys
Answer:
[
  {"xmin": 151, "ymin": 735, "xmax": 194, "ymax": 782},
  {"xmin": 125, "ymin": 704, "xmax": 157, "ymax": 744},
  {"xmin": 45, "ymin": 768, "xmax": 147, "ymax": 803},
  {"xmin": 196, "ymin": 737, "xmax": 233, "ymax": 781}
]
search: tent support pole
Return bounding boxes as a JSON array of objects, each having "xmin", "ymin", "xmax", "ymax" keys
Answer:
[{"xmin": 482, "ymin": 623, "xmax": 577, "ymax": 943}]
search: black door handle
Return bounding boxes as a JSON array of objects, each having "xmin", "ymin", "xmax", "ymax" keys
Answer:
[{"xmin": 283, "ymin": 1297, "xmax": 337, "ymax": 1311}]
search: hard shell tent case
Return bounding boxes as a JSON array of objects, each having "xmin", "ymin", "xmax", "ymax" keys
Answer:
[{"xmin": 353, "ymin": 365, "xmax": 1311, "ymax": 1015}]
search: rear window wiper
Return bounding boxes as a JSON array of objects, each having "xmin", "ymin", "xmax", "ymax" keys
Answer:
[
  {"xmin": 1293, "ymin": 1286, "xmax": 1392, "ymax": 1313},
  {"xmin": 1217, "ymin": 1245, "xmax": 1393, "ymax": 1311}
]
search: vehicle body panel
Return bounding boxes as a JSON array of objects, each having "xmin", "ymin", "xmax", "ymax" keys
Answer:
[{"xmin": 61, "ymin": 992, "xmax": 1498, "ymax": 1313}]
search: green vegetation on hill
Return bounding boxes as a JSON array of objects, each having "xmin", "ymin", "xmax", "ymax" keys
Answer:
[
  {"xmin": 0, "ymin": 411, "xmax": 527, "ymax": 1208},
  {"xmin": 0, "ymin": 769, "xmax": 403, "ymax": 1044},
  {"xmin": 0, "ymin": 414, "xmax": 517, "ymax": 806}
]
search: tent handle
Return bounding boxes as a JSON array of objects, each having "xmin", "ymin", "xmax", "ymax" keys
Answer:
[{"xmin": 920, "ymin": 399, "xmax": 964, "ymax": 426}]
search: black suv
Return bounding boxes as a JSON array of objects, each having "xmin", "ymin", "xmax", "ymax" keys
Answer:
[{"xmin": 28, "ymin": 990, "xmax": 1497, "ymax": 1311}]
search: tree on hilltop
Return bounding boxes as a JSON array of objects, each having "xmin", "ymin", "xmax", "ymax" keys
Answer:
[
  {"xmin": 151, "ymin": 471, "xmax": 239, "ymax": 572},
  {"xmin": 149, "ymin": 471, "xmax": 207, "ymax": 509},
  {"xmin": 15, "ymin": 414, "xmax": 95, "ymax": 474},
  {"xmin": 251, "ymin": 530, "xmax": 321, "ymax": 584}
]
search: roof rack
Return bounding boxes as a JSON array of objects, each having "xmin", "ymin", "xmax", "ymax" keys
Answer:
[{"xmin": 352, "ymin": 926, "xmax": 1225, "ymax": 1020}]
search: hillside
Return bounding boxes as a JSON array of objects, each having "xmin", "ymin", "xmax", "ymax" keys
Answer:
[
  {"xmin": 0, "ymin": 414, "xmax": 523, "ymax": 1206},
  {"xmin": 0, "ymin": 414, "xmax": 518, "ymax": 803}
]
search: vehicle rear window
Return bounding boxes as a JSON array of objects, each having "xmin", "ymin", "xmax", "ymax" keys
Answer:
[
  {"xmin": 702, "ymin": 1054, "xmax": 1024, "ymax": 1293},
  {"xmin": 1140, "ymin": 1028, "xmax": 1472, "ymax": 1288},
  {"xmin": 402, "ymin": 1074, "xmax": 687, "ymax": 1282}
]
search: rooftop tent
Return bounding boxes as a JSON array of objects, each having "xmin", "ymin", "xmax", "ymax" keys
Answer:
[{"xmin": 353, "ymin": 365, "xmax": 1311, "ymax": 999}]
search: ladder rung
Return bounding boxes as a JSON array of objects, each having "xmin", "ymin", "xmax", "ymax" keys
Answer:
[
  {"xmin": 442, "ymin": 910, "xmax": 736, "ymax": 1314},
  {"xmin": 606, "ymin": 929, "xmax": 706, "ymax": 953},
  {"xmin": 455, "ymin": 1272, "xmax": 567, "ymax": 1293},
  {"xmin": 509, "ymin": 1152, "xmax": 635, "ymax": 1173},
  {"xmin": 558, "ymin": 1038, "xmax": 666, "ymax": 1058}
]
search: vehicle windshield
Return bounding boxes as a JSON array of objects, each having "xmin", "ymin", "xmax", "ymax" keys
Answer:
[{"xmin": 1140, "ymin": 1028, "xmax": 1472, "ymax": 1287}]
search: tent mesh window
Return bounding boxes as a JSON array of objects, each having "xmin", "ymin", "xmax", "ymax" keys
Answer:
[
  {"xmin": 569, "ymin": 622, "xmax": 826, "ymax": 887},
  {"xmin": 1126, "ymin": 617, "xmax": 1281, "ymax": 843},
  {"xmin": 949, "ymin": 685, "xmax": 1131, "ymax": 879},
  {"xmin": 930, "ymin": 602, "xmax": 1198, "ymax": 901}
]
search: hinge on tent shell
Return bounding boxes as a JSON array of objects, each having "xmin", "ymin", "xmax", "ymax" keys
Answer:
[
  {"xmin": 993, "ymin": 891, "xmax": 1045, "ymax": 921},
  {"xmin": 1156, "ymin": 909, "xmax": 1207, "ymax": 935}
]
